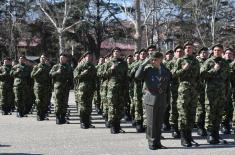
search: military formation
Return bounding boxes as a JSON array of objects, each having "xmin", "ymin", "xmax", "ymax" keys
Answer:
[{"xmin": 0, "ymin": 43, "xmax": 235, "ymax": 150}]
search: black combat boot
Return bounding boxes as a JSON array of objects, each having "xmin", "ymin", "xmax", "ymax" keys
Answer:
[
  {"xmin": 181, "ymin": 131, "xmax": 192, "ymax": 147},
  {"xmin": 197, "ymin": 127, "xmax": 207, "ymax": 136},
  {"xmin": 56, "ymin": 116, "xmax": 61, "ymax": 124},
  {"xmin": 110, "ymin": 123, "xmax": 118, "ymax": 134},
  {"xmin": 105, "ymin": 117, "xmax": 110, "ymax": 128},
  {"xmin": 207, "ymin": 131, "xmax": 219, "ymax": 144},
  {"xmin": 187, "ymin": 130, "xmax": 199, "ymax": 147},
  {"xmin": 221, "ymin": 125, "xmax": 231, "ymax": 134},
  {"xmin": 171, "ymin": 126, "xmax": 181, "ymax": 138},
  {"xmin": 136, "ymin": 121, "xmax": 145, "ymax": 133}
]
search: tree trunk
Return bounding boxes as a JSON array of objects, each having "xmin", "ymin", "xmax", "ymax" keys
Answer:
[
  {"xmin": 58, "ymin": 33, "xmax": 64, "ymax": 54},
  {"xmin": 134, "ymin": 0, "xmax": 142, "ymax": 52}
]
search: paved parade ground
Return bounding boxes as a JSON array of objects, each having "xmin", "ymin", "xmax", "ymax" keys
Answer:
[{"xmin": 1, "ymin": 91, "xmax": 235, "ymax": 155}]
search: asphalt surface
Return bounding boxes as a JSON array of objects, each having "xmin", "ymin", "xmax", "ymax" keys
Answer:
[{"xmin": 0, "ymin": 91, "xmax": 235, "ymax": 155}]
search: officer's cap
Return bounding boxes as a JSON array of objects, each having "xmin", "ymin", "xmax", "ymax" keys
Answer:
[
  {"xmin": 183, "ymin": 41, "xmax": 193, "ymax": 49},
  {"xmin": 198, "ymin": 47, "xmax": 208, "ymax": 55},
  {"xmin": 151, "ymin": 51, "xmax": 163, "ymax": 59},
  {"xmin": 174, "ymin": 45, "xmax": 184, "ymax": 52},
  {"xmin": 211, "ymin": 44, "xmax": 223, "ymax": 51}
]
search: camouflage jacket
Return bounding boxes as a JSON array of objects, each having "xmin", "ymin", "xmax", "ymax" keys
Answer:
[
  {"xmin": 172, "ymin": 55, "xmax": 200, "ymax": 88},
  {"xmin": 11, "ymin": 63, "xmax": 31, "ymax": 87},
  {"xmin": 50, "ymin": 63, "xmax": 73, "ymax": 89},
  {"xmin": 200, "ymin": 56, "xmax": 229, "ymax": 91},
  {"xmin": 105, "ymin": 57, "xmax": 128, "ymax": 88},
  {"xmin": 0, "ymin": 64, "xmax": 13, "ymax": 88},
  {"xmin": 31, "ymin": 63, "xmax": 51, "ymax": 88},
  {"xmin": 73, "ymin": 61, "xmax": 96, "ymax": 93}
]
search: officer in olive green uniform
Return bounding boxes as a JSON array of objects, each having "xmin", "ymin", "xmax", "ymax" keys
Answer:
[
  {"xmin": 31, "ymin": 54, "xmax": 51, "ymax": 121},
  {"xmin": 135, "ymin": 52, "xmax": 170, "ymax": 150},
  {"xmin": 173, "ymin": 42, "xmax": 200, "ymax": 147},
  {"xmin": 50, "ymin": 53, "xmax": 73, "ymax": 124},
  {"xmin": 200, "ymin": 44, "xmax": 230, "ymax": 144},
  {"xmin": 11, "ymin": 55, "xmax": 31, "ymax": 117},
  {"xmin": 74, "ymin": 52, "xmax": 96, "ymax": 129},
  {"xmin": 105, "ymin": 47, "xmax": 128, "ymax": 134},
  {"xmin": 0, "ymin": 57, "xmax": 14, "ymax": 115},
  {"xmin": 195, "ymin": 47, "xmax": 209, "ymax": 136}
]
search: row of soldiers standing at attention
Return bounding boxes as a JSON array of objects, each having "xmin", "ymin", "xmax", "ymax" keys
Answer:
[{"xmin": 0, "ymin": 42, "xmax": 235, "ymax": 147}]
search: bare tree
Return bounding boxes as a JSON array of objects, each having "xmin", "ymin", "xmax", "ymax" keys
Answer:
[{"xmin": 37, "ymin": 0, "xmax": 87, "ymax": 54}]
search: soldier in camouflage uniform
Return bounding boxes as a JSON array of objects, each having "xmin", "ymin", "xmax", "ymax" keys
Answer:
[
  {"xmin": 128, "ymin": 51, "xmax": 140, "ymax": 124},
  {"xmin": 229, "ymin": 50, "xmax": 235, "ymax": 140},
  {"xmin": 98, "ymin": 54, "xmax": 110, "ymax": 127},
  {"xmin": 173, "ymin": 42, "xmax": 200, "ymax": 147},
  {"xmin": 50, "ymin": 53, "xmax": 73, "ymax": 124},
  {"xmin": 221, "ymin": 48, "xmax": 234, "ymax": 134},
  {"xmin": 169, "ymin": 46, "xmax": 184, "ymax": 138},
  {"xmin": 0, "ymin": 57, "xmax": 14, "ymax": 115},
  {"xmin": 31, "ymin": 54, "xmax": 51, "ymax": 121},
  {"xmin": 130, "ymin": 49, "xmax": 147, "ymax": 132},
  {"xmin": 105, "ymin": 47, "xmax": 128, "ymax": 134},
  {"xmin": 195, "ymin": 47, "xmax": 209, "ymax": 136},
  {"xmin": 11, "ymin": 55, "xmax": 31, "ymax": 117},
  {"xmin": 74, "ymin": 52, "xmax": 96, "ymax": 129},
  {"xmin": 162, "ymin": 50, "xmax": 174, "ymax": 131},
  {"xmin": 124, "ymin": 55, "xmax": 133, "ymax": 121},
  {"xmin": 200, "ymin": 44, "xmax": 230, "ymax": 144},
  {"xmin": 93, "ymin": 57, "xmax": 104, "ymax": 114}
]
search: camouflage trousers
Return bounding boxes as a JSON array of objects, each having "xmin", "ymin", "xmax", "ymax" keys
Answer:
[
  {"xmin": 100, "ymin": 84, "xmax": 108, "ymax": 118},
  {"xmin": 133, "ymin": 94, "xmax": 143, "ymax": 122},
  {"xmin": 222, "ymin": 89, "xmax": 233, "ymax": 128},
  {"xmin": 177, "ymin": 83, "xmax": 197, "ymax": 132},
  {"xmin": 77, "ymin": 90, "xmax": 94, "ymax": 124},
  {"xmin": 53, "ymin": 88, "xmax": 69, "ymax": 118},
  {"xmin": 205, "ymin": 89, "xmax": 224, "ymax": 133},
  {"xmin": 14, "ymin": 86, "xmax": 27, "ymax": 116},
  {"xmin": 107, "ymin": 85, "xmax": 124, "ymax": 124},
  {"xmin": 93, "ymin": 88, "xmax": 101, "ymax": 110},
  {"xmin": 0, "ymin": 87, "xmax": 14, "ymax": 113},
  {"xmin": 195, "ymin": 87, "xmax": 206, "ymax": 129},
  {"xmin": 169, "ymin": 85, "xmax": 179, "ymax": 129},
  {"xmin": 34, "ymin": 86, "xmax": 50, "ymax": 118}
]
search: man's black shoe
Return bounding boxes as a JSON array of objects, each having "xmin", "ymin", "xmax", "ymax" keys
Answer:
[
  {"xmin": 80, "ymin": 123, "xmax": 89, "ymax": 129},
  {"xmin": 197, "ymin": 128, "xmax": 207, "ymax": 136},
  {"xmin": 149, "ymin": 145, "xmax": 157, "ymax": 150}
]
